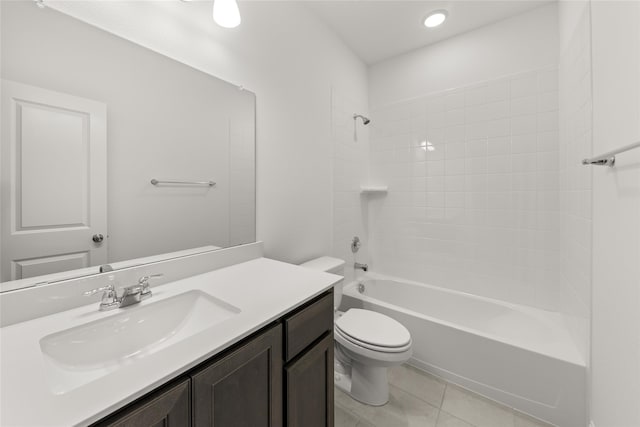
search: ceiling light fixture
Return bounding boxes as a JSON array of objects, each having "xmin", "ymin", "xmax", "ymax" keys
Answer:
[
  {"xmin": 423, "ymin": 10, "xmax": 447, "ymax": 28},
  {"xmin": 213, "ymin": 0, "xmax": 241, "ymax": 28}
]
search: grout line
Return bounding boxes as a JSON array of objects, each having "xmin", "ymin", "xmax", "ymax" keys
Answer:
[
  {"xmin": 440, "ymin": 382, "xmax": 448, "ymax": 409},
  {"xmin": 439, "ymin": 409, "xmax": 482, "ymax": 427},
  {"xmin": 388, "ymin": 366, "xmax": 448, "ymax": 409},
  {"xmin": 434, "ymin": 408, "xmax": 442, "ymax": 426}
]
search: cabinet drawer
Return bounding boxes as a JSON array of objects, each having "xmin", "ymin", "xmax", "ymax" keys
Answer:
[{"xmin": 284, "ymin": 291, "xmax": 333, "ymax": 361}]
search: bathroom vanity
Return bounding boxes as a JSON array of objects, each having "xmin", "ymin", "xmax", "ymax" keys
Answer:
[
  {"xmin": 95, "ymin": 291, "xmax": 333, "ymax": 427},
  {"xmin": 0, "ymin": 243, "xmax": 339, "ymax": 427}
]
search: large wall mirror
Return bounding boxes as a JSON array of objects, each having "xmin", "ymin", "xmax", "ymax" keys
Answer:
[{"xmin": 0, "ymin": 1, "xmax": 256, "ymax": 291}]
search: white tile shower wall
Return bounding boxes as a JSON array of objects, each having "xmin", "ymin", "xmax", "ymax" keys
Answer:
[
  {"xmin": 558, "ymin": 2, "xmax": 592, "ymax": 356},
  {"xmin": 331, "ymin": 88, "xmax": 370, "ymax": 285},
  {"xmin": 369, "ymin": 68, "xmax": 561, "ymax": 310}
]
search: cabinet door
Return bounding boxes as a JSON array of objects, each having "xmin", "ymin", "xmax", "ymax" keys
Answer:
[
  {"xmin": 92, "ymin": 379, "xmax": 190, "ymax": 427},
  {"xmin": 192, "ymin": 324, "xmax": 283, "ymax": 427},
  {"xmin": 285, "ymin": 333, "xmax": 334, "ymax": 427}
]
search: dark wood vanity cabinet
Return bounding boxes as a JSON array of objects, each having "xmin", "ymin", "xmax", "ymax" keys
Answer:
[
  {"xmin": 283, "ymin": 292, "xmax": 334, "ymax": 427},
  {"xmin": 285, "ymin": 333, "xmax": 334, "ymax": 427},
  {"xmin": 93, "ymin": 379, "xmax": 191, "ymax": 427},
  {"xmin": 283, "ymin": 293, "xmax": 334, "ymax": 361},
  {"xmin": 192, "ymin": 324, "xmax": 283, "ymax": 427},
  {"xmin": 91, "ymin": 290, "xmax": 333, "ymax": 427}
]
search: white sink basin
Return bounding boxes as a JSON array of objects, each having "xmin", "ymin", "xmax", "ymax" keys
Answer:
[{"xmin": 39, "ymin": 290, "xmax": 240, "ymax": 394}]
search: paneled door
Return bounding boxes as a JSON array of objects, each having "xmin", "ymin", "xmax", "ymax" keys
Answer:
[{"xmin": 0, "ymin": 80, "xmax": 107, "ymax": 282}]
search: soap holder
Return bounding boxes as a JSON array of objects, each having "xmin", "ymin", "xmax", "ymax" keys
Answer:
[{"xmin": 360, "ymin": 186, "xmax": 388, "ymax": 195}]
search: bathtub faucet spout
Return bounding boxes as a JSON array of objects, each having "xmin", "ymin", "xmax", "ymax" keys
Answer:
[{"xmin": 354, "ymin": 262, "xmax": 368, "ymax": 272}]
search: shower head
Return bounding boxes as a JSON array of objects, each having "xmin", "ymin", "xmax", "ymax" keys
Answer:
[
  {"xmin": 353, "ymin": 114, "xmax": 371, "ymax": 125},
  {"xmin": 353, "ymin": 113, "xmax": 370, "ymax": 142}
]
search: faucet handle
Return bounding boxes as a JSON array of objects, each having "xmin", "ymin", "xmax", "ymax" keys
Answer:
[
  {"xmin": 84, "ymin": 283, "xmax": 119, "ymax": 311},
  {"xmin": 138, "ymin": 273, "xmax": 164, "ymax": 284},
  {"xmin": 138, "ymin": 273, "xmax": 163, "ymax": 299},
  {"xmin": 83, "ymin": 283, "xmax": 115, "ymax": 297}
]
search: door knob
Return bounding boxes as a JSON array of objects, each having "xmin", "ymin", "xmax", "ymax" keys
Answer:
[{"xmin": 92, "ymin": 234, "xmax": 104, "ymax": 243}]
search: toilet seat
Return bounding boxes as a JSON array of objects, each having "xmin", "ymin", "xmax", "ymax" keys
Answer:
[
  {"xmin": 335, "ymin": 309, "xmax": 411, "ymax": 353},
  {"xmin": 335, "ymin": 327, "xmax": 412, "ymax": 353}
]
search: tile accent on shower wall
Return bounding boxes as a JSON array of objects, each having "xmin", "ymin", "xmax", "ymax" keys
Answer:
[
  {"xmin": 558, "ymin": 4, "xmax": 592, "ymax": 356},
  {"xmin": 331, "ymin": 87, "xmax": 370, "ymax": 284},
  {"xmin": 368, "ymin": 67, "xmax": 560, "ymax": 310}
]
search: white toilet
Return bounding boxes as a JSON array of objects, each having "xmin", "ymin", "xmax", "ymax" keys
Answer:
[{"xmin": 301, "ymin": 256, "xmax": 412, "ymax": 406}]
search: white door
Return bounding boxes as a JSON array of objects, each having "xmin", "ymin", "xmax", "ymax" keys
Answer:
[{"xmin": 1, "ymin": 80, "xmax": 107, "ymax": 282}]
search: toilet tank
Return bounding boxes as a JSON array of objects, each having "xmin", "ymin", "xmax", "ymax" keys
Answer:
[{"xmin": 300, "ymin": 256, "xmax": 344, "ymax": 311}]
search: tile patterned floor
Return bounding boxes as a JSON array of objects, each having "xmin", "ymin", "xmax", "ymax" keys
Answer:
[{"xmin": 335, "ymin": 364, "xmax": 554, "ymax": 427}]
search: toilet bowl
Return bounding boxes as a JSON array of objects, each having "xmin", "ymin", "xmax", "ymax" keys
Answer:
[{"xmin": 300, "ymin": 256, "xmax": 412, "ymax": 406}]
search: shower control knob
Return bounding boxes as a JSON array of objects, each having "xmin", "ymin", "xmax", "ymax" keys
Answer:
[
  {"xmin": 92, "ymin": 233, "xmax": 104, "ymax": 243},
  {"xmin": 351, "ymin": 236, "xmax": 361, "ymax": 253}
]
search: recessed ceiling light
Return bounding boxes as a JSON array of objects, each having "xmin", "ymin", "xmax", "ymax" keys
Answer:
[
  {"xmin": 213, "ymin": 0, "xmax": 241, "ymax": 28},
  {"xmin": 423, "ymin": 10, "xmax": 448, "ymax": 28}
]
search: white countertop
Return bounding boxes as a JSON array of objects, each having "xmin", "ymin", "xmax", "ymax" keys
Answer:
[{"xmin": 0, "ymin": 257, "xmax": 340, "ymax": 427}]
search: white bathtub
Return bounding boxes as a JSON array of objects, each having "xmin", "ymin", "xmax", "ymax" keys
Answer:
[{"xmin": 341, "ymin": 275, "xmax": 587, "ymax": 427}]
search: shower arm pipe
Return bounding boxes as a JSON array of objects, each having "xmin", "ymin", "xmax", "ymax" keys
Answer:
[{"xmin": 353, "ymin": 114, "xmax": 370, "ymax": 124}]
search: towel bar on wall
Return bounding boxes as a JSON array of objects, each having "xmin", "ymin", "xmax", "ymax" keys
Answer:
[
  {"xmin": 582, "ymin": 140, "xmax": 640, "ymax": 167},
  {"xmin": 150, "ymin": 179, "xmax": 216, "ymax": 187}
]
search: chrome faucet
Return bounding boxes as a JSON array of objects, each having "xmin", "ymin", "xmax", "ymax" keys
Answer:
[
  {"xmin": 84, "ymin": 273, "xmax": 163, "ymax": 311},
  {"xmin": 354, "ymin": 262, "xmax": 368, "ymax": 272},
  {"xmin": 83, "ymin": 283, "xmax": 120, "ymax": 311},
  {"xmin": 118, "ymin": 284, "xmax": 146, "ymax": 308}
]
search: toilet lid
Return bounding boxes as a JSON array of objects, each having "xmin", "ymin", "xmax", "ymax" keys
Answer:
[
  {"xmin": 335, "ymin": 327, "xmax": 412, "ymax": 353},
  {"xmin": 335, "ymin": 309, "xmax": 411, "ymax": 349}
]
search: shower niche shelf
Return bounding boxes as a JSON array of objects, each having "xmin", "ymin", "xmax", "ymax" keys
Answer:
[{"xmin": 360, "ymin": 186, "xmax": 388, "ymax": 195}]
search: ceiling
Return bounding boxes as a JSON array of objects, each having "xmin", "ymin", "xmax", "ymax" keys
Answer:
[{"xmin": 304, "ymin": 1, "xmax": 553, "ymax": 64}]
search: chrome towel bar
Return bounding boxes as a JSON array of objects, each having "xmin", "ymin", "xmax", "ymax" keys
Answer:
[
  {"xmin": 151, "ymin": 179, "xmax": 215, "ymax": 187},
  {"xmin": 582, "ymin": 140, "xmax": 640, "ymax": 167}
]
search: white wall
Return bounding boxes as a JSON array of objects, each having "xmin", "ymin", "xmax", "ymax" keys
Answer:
[
  {"xmin": 365, "ymin": 5, "xmax": 562, "ymax": 310},
  {"xmin": 590, "ymin": 2, "xmax": 640, "ymax": 426},
  {"xmin": 558, "ymin": 0, "xmax": 592, "ymax": 364},
  {"xmin": 47, "ymin": 0, "xmax": 369, "ymax": 264},
  {"xmin": 228, "ymin": 101, "xmax": 257, "ymax": 247},
  {"xmin": 369, "ymin": 3, "xmax": 559, "ymax": 108}
]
